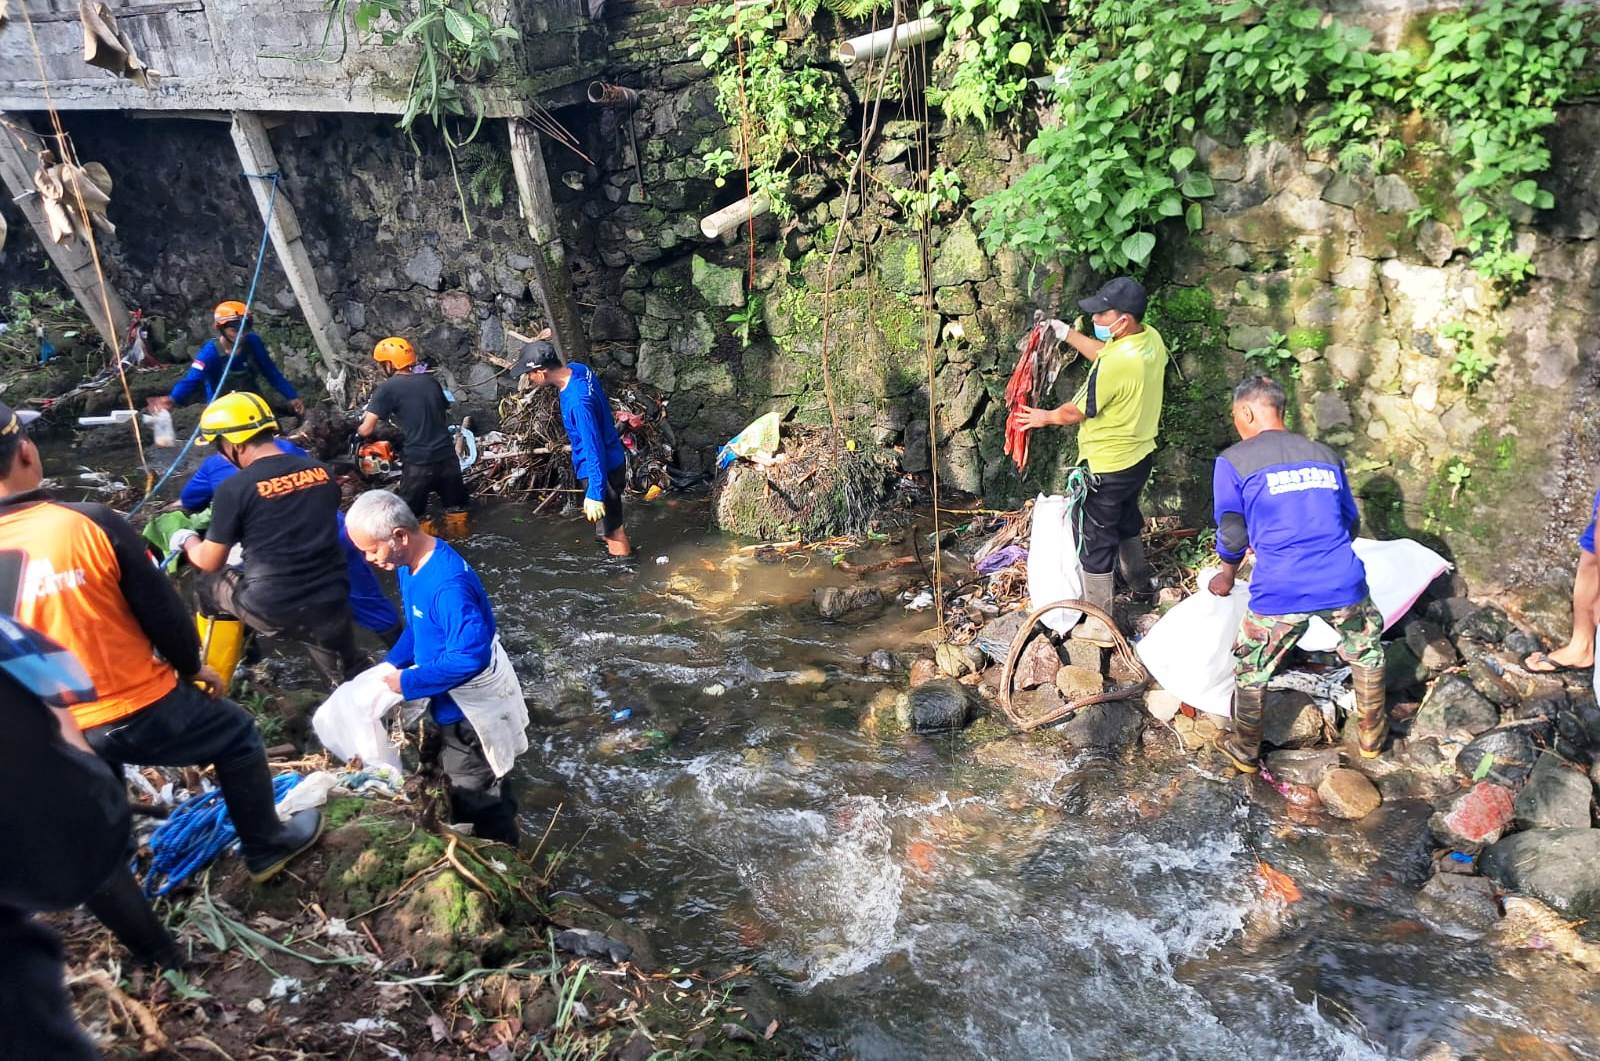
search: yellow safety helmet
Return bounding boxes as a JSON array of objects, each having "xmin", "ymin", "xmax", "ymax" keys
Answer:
[
  {"xmin": 373, "ymin": 337, "xmax": 417, "ymax": 371},
  {"xmin": 213, "ymin": 300, "xmax": 248, "ymax": 329},
  {"xmin": 198, "ymin": 392, "xmax": 278, "ymax": 446}
]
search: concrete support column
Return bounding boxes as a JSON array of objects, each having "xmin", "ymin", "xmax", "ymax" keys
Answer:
[
  {"xmin": 228, "ymin": 111, "xmax": 350, "ymax": 368},
  {"xmin": 0, "ymin": 111, "xmax": 130, "ymax": 352},
  {"xmin": 507, "ymin": 118, "xmax": 588, "ymax": 363}
]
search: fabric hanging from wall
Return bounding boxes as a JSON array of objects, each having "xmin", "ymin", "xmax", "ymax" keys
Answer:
[
  {"xmin": 32, "ymin": 151, "xmax": 116, "ymax": 246},
  {"xmin": 79, "ymin": 0, "xmax": 163, "ymax": 89}
]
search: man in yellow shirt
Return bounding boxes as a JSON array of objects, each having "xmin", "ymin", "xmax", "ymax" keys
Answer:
[{"xmin": 1016, "ymin": 277, "xmax": 1168, "ymax": 644}]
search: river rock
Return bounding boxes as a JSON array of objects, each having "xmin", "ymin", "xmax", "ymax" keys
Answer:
[
  {"xmin": 1385, "ymin": 640, "xmax": 1427, "ymax": 693},
  {"xmin": 1418, "ymin": 872, "xmax": 1501, "ymax": 931},
  {"xmin": 864, "ymin": 649, "xmax": 897, "ymax": 673},
  {"xmin": 974, "ymin": 612, "xmax": 1025, "ymax": 663},
  {"xmin": 935, "ymin": 641, "xmax": 985, "ymax": 678},
  {"xmin": 974, "ymin": 736, "xmax": 1067, "ymax": 781},
  {"xmin": 555, "ymin": 928, "xmax": 633, "ymax": 964},
  {"xmin": 1425, "ymin": 597, "xmax": 1481, "ymax": 629},
  {"xmin": 1318, "ymin": 768, "xmax": 1382, "ymax": 819},
  {"xmin": 1060, "ymin": 700, "xmax": 1143, "ymax": 753},
  {"xmin": 908, "ymin": 658, "xmax": 939, "ymax": 686},
  {"xmin": 1513, "ymin": 752, "xmax": 1594, "ymax": 831},
  {"xmin": 1064, "ymin": 639, "xmax": 1107, "ymax": 673},
  {"xmin": 905, "ymin": 679, "xmax": 971, "ymax": 733},
  {"xmin": 1465, "ymin": 658, "xmax": 1518, "ymax": 708},
  {"xmin": 1502, "ymin": 628, "xmax": 1542, "ymax": 659},
  {"xmin": 1429, "ymin": 782, "xmax": 1516, "ymax": 850},
  {"xmin": 1453, "ymin": 606, "xmax": 1511, "ymax": 645},
  {"xmin": 1263, "ymin": 690, "xmax": 1324, "ymax": 749},
  {"xmin": 1144, "ymin": 687, "xmax": 1183, "ymax": 723},
  {"xmin": 1411, "ymin": 674, "xmax": 1498, "ymax": 737},
  {"xmin": 1405, "ymin": 619, "xmax": 1459, "ymax": 672},
  {"xmin": 813, "ymin": 585, "xmax": 883, "ymax": 621},
  {"xmin": 1456, "ymin": 726, "xmax": 1538, "ymax": 787},
  {"xmin": 1482, "ymin": 829, "xmax": 1600, "ymax": 917},
  {"xmin": 1016, "ymin": 639, "xmax": 1063, "ymax": 689},
  {"xmin": 1266, "ymin": 747, "xmax": 1342, "ymax": 787},
  {"xmin": 1056, "ymin": 664, "xmax": 1106, "ymax": 700}
]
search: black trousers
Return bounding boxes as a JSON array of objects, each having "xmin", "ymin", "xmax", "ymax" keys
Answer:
[
  {"xmin": 399, "ymin": 457, "xmax": 470, "ymax": 519},
  {"xmin": 0, "ymin": 909, "xmax": 98, "ymax": 1061},
  {"xmin": 200, "ymin": 570, "xmax": 363, "ymax": 688},
  {"xmin": 422, "ymin": 719, "xmax": 519, "ymax": 846},
  {"xmin": 1080, "ymin": 454, "xmax": 1154, "ymax": 576},
  {"xmin": 581, "ymin": 464, "xmax": 627, "ymax": 537}
]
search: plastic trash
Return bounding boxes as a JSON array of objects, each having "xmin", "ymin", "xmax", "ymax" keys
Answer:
[
  {"xmin": 147, "ymin": 408, "xmax": 176, "ymax": 447},
  {"xmin": 1299, "ymin": 538, "xmax": 1451, "ymax": 652},
  {"xmin": 1028, "ymin": 493, "xmax": 1085, "ymax": 635},
  {"xmin": 716, "ymin": 410, "xmax": 781, "ymax": 470},
  {"xmin": 274, "ymin": 771, "xmax": 341, "ymax": 820},
  {"xmin": 610, "ymin": 708, "xmax": 633, "ymax": 724},
  {"xmin": 77, "ymin": 409, "xmax": 138, "ymax": 427},
  {"xmin": 312, "ymin": 664, "xmax": 406, "ymax": 772},
  {"xmin": 36, "ymin": 324, "xmax": 54, "ymax": 365},
  {"xmin": 1135, "ymin": 566, "xmax": 1251, "ymax": 718}
]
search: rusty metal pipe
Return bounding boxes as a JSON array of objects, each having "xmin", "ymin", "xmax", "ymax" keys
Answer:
[{"xmin": 587, "ymin": 82, "xmax": 640, "ymax": 109}]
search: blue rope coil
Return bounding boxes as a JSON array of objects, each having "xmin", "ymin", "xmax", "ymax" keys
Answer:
[{"xmin": 138, "ymin": 772, "xmax": 301, "ymax": 897}]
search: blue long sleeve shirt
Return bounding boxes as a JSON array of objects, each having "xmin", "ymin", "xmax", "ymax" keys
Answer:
[
  {"xmin": 170, "ymin": 332, "xmax": 299, "ymax": 406},
  {"xmin": 180, "ymin": 439, "xmax": 399, "ymax": 635},
  {"xmin": 559, "ymin": 363, "xmax": 627, "ymax": 501},
  {"xmin": 383, "ymin": 540, "xmax": 496, "ymax": 724},
  {"xmin": 1212, "ymin": 429, "xmax": 1367, "ymax": 616}
]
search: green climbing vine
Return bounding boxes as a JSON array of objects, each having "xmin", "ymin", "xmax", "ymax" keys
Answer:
[
  {"xmin": 686, "ymin": 1, "xmax": 851, "ymax": 218},
  {"xmin": 973, "ymin": 0, "xmax": 1592, "ymax": 283},
  {"xmin": 928, "ymin": 0, "xmax": 1052, "ymax": 127}
]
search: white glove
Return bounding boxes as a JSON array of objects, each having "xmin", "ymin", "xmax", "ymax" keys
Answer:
[
  {"xmin": 168, "ymin": 528, "xmax": 200, "ymax": 554},
  {"xmin": 226, "ymin": 543, "xmax": 245, "ymax": 568}
]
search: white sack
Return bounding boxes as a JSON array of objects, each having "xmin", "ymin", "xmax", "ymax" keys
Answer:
[
  {"xmin": 1027, "ymin": 493, "xmax": 1084, "ymax": 635},
  {"xmin": 1135, "ymin": 567, "xmax": 1250, "ymax": 719},
  {"xmin": 313, "ymin": 663, "xmax": 405, "ymax": 773},
  {"xmin": 1300, "ymin": 538, "xmax": 1451, "ymax": 652}
]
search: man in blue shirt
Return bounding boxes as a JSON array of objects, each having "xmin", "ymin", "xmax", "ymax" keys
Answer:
[
  {"xmin": 150, "ymin": 300, "xmax": 304, "ymax": 415},
  {"xmin": 512, "ymin": 340, "xmax": 632, "ymax": 557},
  {"xmin": 344, "ymin": 489, "xmax": 523, "ymax": 844},
  {"xmin": 177, "ymin": 439, "xmax": 401, "ymax": 644},
  {"xmin": 1207, "ymin": 376, "xmax": 1387, "ymax": 772}
]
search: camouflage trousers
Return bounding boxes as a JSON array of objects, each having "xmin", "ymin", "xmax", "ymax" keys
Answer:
[{"xmin": 1233, "ymin": 597, "xmax": 1385, "ymax": 689}]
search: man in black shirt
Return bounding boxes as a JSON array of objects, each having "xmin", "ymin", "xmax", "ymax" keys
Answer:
[
  {"xmin": 358, "ymin": 337, "xmax": 469, "ymax": 526},
  {"xmin": 177, "ymin": 392, "xmax": 363, "ymax": 687}
]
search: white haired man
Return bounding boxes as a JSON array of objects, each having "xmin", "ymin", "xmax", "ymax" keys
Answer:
[{"xmin": 343, "ymin": 490, "xmax": 528, "ymax": 844}]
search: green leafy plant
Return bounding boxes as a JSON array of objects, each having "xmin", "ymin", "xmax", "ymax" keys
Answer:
[
  {"xmin": 929, "ymin": 0, "xmax": 1051, "ymax": 127},
  {"xmin": 456, "ymin": 140, "xmax": 513, "ymax": 208},
  {"xmin": 1244, "ymin": 331, "xmax": 1298, "ymax": 379},
  {"xmin": 687, "ymin": 1, "xmax": 846, "ymax": 217},
  {"xmin": 1441, "ymin": 319, "xmax": 1497, "ymax": 392},
  {"xmin": 1445, "ymin": 457, "xmax": 1473, "ymax": 502},
  {"xmin": 887, "ymin": 166, "xmax": 963, "ymax": 220},
  {"xmin": 726, "ymin": 292, "xmax": 765, "ymax": 348}
]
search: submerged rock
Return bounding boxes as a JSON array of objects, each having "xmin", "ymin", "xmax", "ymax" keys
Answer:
[
  {"xmin": 1318, "ymin": 768, "xmax": 1382, "ymax": 820},
  {"xmin": 1411, "ymin": 674, "xmax": 1498, "ymax": 737},
  {"xmin": 1060, "ymin": 700, "xmax": 1143, "ymax": 754},
  {"xmin": 1456, "ymin": 727, "xmax": 1538, "ymax": 788},
  {"xmin": 903, "ymin": 679, "xmax": 971, "ymax": 733},
  {"xmin": 1266, "ymin": 748, "xmax": 1341, "ymax": 787},
  {"xmin": 1418, "ymin": 872, "xmax": 1500, "ymax": 931},
  {"xmin": 1513, "ymin": 752, "xmax": 1594, "ymax": 831},
  {"xmin": 1429, "ymin": 782, "xmax": 1516, "ymax": 850},
  {"xmin": 935, "ymin": 641, "xmax": 985, "ymax": 678},
  {"xmin": 814, "ymin": 585, "xmax": 884, "ymax": 622},
  {"xmin": 1482, "ymin": 829, "xmax": 1600, "ymax": 917},
  {"xmin": 555, "ymin": 928, "xmax": 634, "ymax": 964}
]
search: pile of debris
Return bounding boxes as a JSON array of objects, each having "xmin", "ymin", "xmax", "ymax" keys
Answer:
[
  {"xmin": 468, "ymin": 382, "xmax": 674, "ymax": 503},
  {"xmin": 712, "ymin": 423, "xmax": 899, "ymax": 541}
]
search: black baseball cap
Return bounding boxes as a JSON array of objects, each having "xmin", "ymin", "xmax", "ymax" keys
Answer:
[
  {"xmin": 1078, "ymin": 277, "xmax": 1148, "ymax": 319},
  {"xmin": 512, "ymin": 340, "xmax": 561, "ymax": 375}
]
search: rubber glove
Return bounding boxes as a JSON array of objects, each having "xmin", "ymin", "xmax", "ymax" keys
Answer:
[
  {"xmin": 583, "ymin": 498, "xmax": 607, "ymax": 523},
  {"xmin": 168, "ymin": 528, "xmax": 200, "ymax": 554}
]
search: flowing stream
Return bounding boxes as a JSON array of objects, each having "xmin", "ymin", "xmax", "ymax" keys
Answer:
[{"xmin": 453, "ymin": 502, "xmax": 1600, "ymax": 1060}]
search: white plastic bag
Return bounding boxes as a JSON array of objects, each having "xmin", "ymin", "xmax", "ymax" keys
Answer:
[
  {"xmin": 1135, "ymin": 567, "xmax": 1250, "ymax": 718},
  {"xmin": 1027, "ymin": 493, "xmax": 1084, "ymax": 635},
  {"xmin": 1300, "ymin": 538, "xmax": 1451, "ymax": 652},
  {"xmin": 312, "ymin": 663, "xmax": 405, "ymax": 773}
]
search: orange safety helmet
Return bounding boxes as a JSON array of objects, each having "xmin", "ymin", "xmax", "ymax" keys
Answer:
[
  {"xmin": 212, "ymin": 300, "xmax": 248, "ymax": 329},
  {"xmin": 373, "ymin": 336, "xmax": 417, "ymax": 371}
]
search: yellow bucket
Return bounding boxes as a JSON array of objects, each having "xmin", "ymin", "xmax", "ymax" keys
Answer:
[{"xmin": 195, "ymin": 613, "xmax": 246, "ymax": 689}]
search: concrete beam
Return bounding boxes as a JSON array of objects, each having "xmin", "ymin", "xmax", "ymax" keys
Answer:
[
  {"xmin": 507, "ymin": 118, "xmax": 588, "ymax": 364},
  {"xmin": 0, "ymin": 112, "xmax": 130, "ymax": 352},
  {"xmin": 227, "ymin": 112, "xmax": 351, "ymax": 369}
]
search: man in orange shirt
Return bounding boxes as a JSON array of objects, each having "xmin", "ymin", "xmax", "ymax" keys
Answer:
[{"xmin": 0, "ymin": 402, "xmax": 322, "ymax": 962}]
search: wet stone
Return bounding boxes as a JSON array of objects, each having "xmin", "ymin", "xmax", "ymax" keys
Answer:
[
  {"xmin": 1385, "ymin": 640, "xmax": 1427, "ymax": 694},
  {"xmin": 813, "ymin": 585, "xmax": 884, "ymax": 622},
  {"xmin": 1453, "ymin": 606, "xmax": 1512, "ymax": 645},
  {"xmin": 1411, "ymin": 674, "xmax": 1499, "ymax": 737},
  {"xmin": 1429, "ymin": 782, "xmax": 1516, "ymax": 851},
  {"xmin": 1405, "ymin": 619, "xmax": 1459, "ymax": 672},
  {"xmin": 1456, "ymin": 726, "xmax": 1538, "ymax": 787},
  {"xmin": 555, "ymin": 928, "xmax": 633, "ymax": 964},
  {"xmin": 1514, "ymin": 752, "xmax": 1594, "ymax": 831},
  {"xmin": 1266, "ymin": 747, "xmax": 1342, "ymax": 787},
  {"xmin": 1055, "ymin": 664, "xmax": 1105, "ymax": 701},
  {"xmin": 1016, "ymin": 639, "xmax": 1063, "ymax": 690},
  {"xmin": 1060, "ymin": 700, "xmax": 1143, "ymax": 754},
  {"xmin": 1503, "ymin": 628, "xmax": 1543, "ymax": 659},
  {"xmin": 864, "ymin": 649, "xmax": 898, "ymax": 673},
  {"xmin": 1482, "ymin": 828, "xmax": 1600, "ymax": 917},
  {"xmin": 1465, "ymin": 658, "xmax": 1518, "ymax": 708},
  {"xmin": 905, "ymin": 679, "xmax": 972, "ymax": 733},
  {"xmin": 1263, "ymin": 690, "xmax": 1325, "ymax": 749},
  {"xmin": 908, "ymin": 658, "xmax": 939, "ymax": 686},
  {"xmin": 1318, "ymin": 767, "xmax": 1382, "ymax": 820},
  {"xmin": 1418, "ymin": 872, "xmax": 1500, "ymax": 931}
]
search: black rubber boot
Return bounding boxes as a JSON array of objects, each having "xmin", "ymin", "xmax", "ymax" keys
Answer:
[
  {"xmin": 1218, "ymin": 684, "xmax": 1265, "ymax": 774},
  {"xmin": 1353, "ymin": 663, "xmax": 1389, "ymax": 759},
  {"xmin": 84, "ymin": 867, "xmax": 184, "ymax": 969},
  {"xmin": 1117, "ymin": 536, "xmax": 1156, "ymax": 596},
  {"xmin": 212, "ymin": 751, "xmax": 325, "ymax": 883}
]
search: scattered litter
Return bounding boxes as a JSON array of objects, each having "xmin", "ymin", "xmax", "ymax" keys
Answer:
[
  {"xmin": 610, "ymin": 708, "xmax": 634, "ymax": 724},
  {"xmin": 976, "ymin": 544, "xmax": 1027, "ymax": 576},
  {"xmin": 246, "ymin": 998, "xmax": 266, "ymax": 1015},
  {"xmin": 655, "ymin": 555, "xmax": 669, "ymax": 565},
  {"xmin": 905, "ymin": 590, "xmax": 934, "ymax": 611},
  {"xmin": 340, "ymin": 1018, "xmax": 402, "ymax": 1037},
  {"xmin": 268, "ymin": 977, "xmax": 302, "ymax": 1002}
]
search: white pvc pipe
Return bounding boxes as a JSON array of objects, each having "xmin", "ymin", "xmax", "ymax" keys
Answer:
[
  {"xmin": 700, "ymin": 193, "xmax": 771, "ymax": 239},
  {"xmin": 838, "ymin": 17, "xmax": 943, "ymax": 67}
]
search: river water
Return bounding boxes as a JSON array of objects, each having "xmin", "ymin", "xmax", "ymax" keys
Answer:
[
  {"xmin": 37, "ymin": 437, "xmax": 1600, "ymax": 1059},
  {"xmin": 450, "ymin": 502, "xmax": 1600, "ymax": 1061}
]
